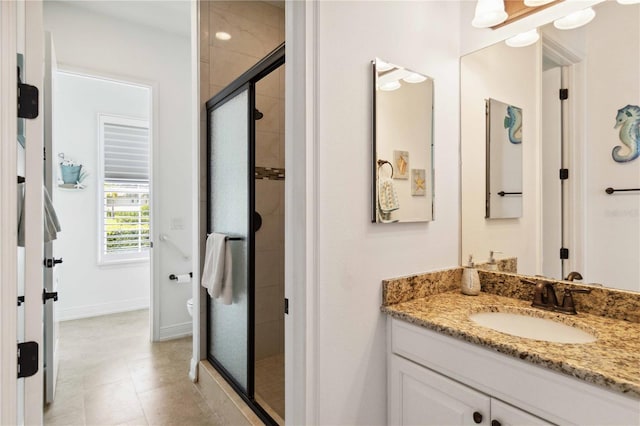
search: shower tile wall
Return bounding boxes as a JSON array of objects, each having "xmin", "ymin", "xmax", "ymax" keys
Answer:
[{"xmin": 199, "ymin": 1, "xmax": 285, "ymax": 361}]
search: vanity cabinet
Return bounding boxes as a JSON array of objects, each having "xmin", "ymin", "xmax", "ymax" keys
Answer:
[
  {"xmin": 390, "ymin": 354, "xmax": 551, "ymax": 425},
  {"xmin": 387, "ymin": 318, "xmax": 640, "ymax": 426}
]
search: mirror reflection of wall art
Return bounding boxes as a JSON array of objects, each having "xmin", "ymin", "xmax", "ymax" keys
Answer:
[
  {"xmin": 411, "ymin": 169, "xmax": 426, "ymax": 196},
  {"xmin": 486, "ymin": 98, "xmax": 523, "ymax": 219},
  {"xmin": 393, "ymin": 150, "xmax": 409, "ymax": 179},
  {"xmin": 612, "ymin": 104, "xmax": 640, "ymax": 163}
]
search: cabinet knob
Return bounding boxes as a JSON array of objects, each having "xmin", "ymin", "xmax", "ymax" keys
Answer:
[
  {"xmin": 473, "ymin": 411, "xmax": 483, "ymax": 424},
  {"xmin": 491, "ymin": 420, "xmax": 502, "ymax": 426}
]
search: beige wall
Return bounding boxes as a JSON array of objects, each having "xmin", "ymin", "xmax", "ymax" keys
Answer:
[{"xmin": 199, "ymin": 1, "xmax": 285, "ymax": 360}]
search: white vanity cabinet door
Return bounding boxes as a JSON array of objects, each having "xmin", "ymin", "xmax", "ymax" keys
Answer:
[
  {"xmin": 390, "ymin": 355, "xmax": 491, "ymax": 425},
  {"xmin": 490, "ymin": 399, "xmax": 553, "ymax": 426}
]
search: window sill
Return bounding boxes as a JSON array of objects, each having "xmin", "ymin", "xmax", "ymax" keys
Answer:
[{"xmin": 98, "ymin": 255, "xmax": 150, "ymax": 268}]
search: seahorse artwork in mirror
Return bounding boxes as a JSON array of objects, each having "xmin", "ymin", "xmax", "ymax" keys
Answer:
[{"xmin": 371, "ymin": 58, "xmax": 434, "ymax": 223}]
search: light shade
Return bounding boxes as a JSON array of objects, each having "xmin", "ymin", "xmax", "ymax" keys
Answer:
[
  {"xmin": 472, "ymin": 0, "xmax": 508, "ymax": 28},
  {"xmin": 524, "ymin": 0, "xmax": 555, "ymax": 6},
  {"xmin": 215, "ymin": 31, "xmax": 231, "ymax": 41},
  {"xmin": 402, "ymin": 73, "xmax": 427, "ymax": 84},
  {"xmin": 553, "ymin": 7, "xmax": 596, "ymax": 30},
  {"xmin": 375, "ymin": 59, "xmax": 394, "ymax": 72},
  {"xmin": 617, "ymin": 0, "xmax": 640, "ymax": 4},
  {"xmin": 379, "ymin": 81, "xmax": 401, "ymax": 91},
  {"xmin": 505, "ymin": 29, "xmax": 540, "ymax": 47}
]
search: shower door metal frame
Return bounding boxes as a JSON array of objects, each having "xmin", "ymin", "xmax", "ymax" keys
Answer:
[{"xmin": 205, "ymin": 43, "xmax": 284, "ymax": 426}]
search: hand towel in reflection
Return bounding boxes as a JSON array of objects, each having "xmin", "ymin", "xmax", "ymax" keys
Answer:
[
  {"xmin": 378, "ymin": 177, "xmax": 400, "ymax": 213},
  {"xmin": 201, "ymin": 233, "xmax": 233, "ymax": 305}
]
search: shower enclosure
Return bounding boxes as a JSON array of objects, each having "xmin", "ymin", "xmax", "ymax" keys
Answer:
[{"xmin": 206, "ymin": 44, "xmax": 285, "ymax": 425}]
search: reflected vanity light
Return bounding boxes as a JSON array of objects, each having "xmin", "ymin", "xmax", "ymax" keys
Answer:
[
  {"xmin": 505, "ymin": 29, "xmax": 540, "ymax": 47},
  {"xmin": 616, "ymin": 0, "xmax": 640, "ymax": 4},
  {"xmin": 376, "ymin": 59, "xmax": 394, "ymax": 72},
  {"xmin": 553, "ymin": 7, "xmax": 596, "ymax": 30},
  {"xmin": 215, "ymin": 31, "xmax": 232, "ymax": 41},
  {"xmin": 379, "ymin": 80, "xmax": 402, "ymax": 91},
  {"xmin": 524, "ymin": 0, "xmax": 555, "ymax": 5},
  {"xmin": 472, "ymin": 0, "xmax": 508, "ymax": 28},
  {"xmin": 403, "ymin": 73, "xmax": 427, "ymax": 84}
]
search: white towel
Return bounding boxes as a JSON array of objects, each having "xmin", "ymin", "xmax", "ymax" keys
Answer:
[
  {"xmin": 378, "ymin": 176, "xmax": 400, "ymax": 213},
  {"xmin": 201, "ymin": 233, "xmax": 233, "ymax": 305},
  {"xmin": 17, "ymin": 183, "xmax": 62, "ymax": 247}
]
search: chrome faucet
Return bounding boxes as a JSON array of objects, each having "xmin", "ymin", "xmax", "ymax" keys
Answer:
[{"xmin": 565, "ymin": 271, "xmax": 583, "ymax": 281}]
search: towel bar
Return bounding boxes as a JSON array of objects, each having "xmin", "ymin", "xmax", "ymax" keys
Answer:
[{"xmin": 605, "ymin": 187, "xmax": 640, "ymax": 194}]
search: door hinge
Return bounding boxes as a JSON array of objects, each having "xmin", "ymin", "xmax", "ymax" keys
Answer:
[
  {"xmin": 559, "ymin": 168, "xmax": 569, "ymax": 180},
  {"xmin": 17, "ymin": 296, "xmax": 25, "ymax": 306},
  {"xmin": 44, "ymin": 257, "xmax": 63, "ymax": 268},
  {"xmin": 17, "ymin": 68, "xmax": 39, "ymax": 119},
  {"xmin": 43, "ymin": 290, "xmax": 59, "ymax": 304},
  {"xmin": 560, "ymin": 248, "xmax": 569, "ymax": 260},
  {"xmin": 559, "ymin": 88, "xmax": 568, "ymax": 100},
  {"xmin": 17, "ymin": 341, "xmax": 39, "ymax": 378},
  {"xmin": 284, "ymin": 298, "xmax": 289, "ymax": 315}
]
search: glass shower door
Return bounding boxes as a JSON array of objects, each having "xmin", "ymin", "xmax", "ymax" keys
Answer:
[{"xmin": 207, "ymin": 85, "xmax": 254, "ymax": 393}]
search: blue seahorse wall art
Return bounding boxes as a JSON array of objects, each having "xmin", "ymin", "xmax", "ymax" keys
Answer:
[
  {"xmin": 503, "ymin": 105, "xmax": 522, "ymax": 144},
  {"xmin": 612, "ymin": 105, "xmax": 640, "ymax": 163}
]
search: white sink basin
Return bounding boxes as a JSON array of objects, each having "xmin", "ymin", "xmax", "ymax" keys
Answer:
[{"xmin": 469, "ymin": 312, "xmax": 597, "ymax": 344}]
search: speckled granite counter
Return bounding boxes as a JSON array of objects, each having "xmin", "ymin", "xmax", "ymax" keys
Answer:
[{"xmin": 382, "ymin": 271, "xmax": 640, "ymax": 398}]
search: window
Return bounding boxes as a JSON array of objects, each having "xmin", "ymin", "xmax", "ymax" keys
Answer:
[{"xmin": 99, "ymin": 115, "xmax": 150, "ymax": 264}]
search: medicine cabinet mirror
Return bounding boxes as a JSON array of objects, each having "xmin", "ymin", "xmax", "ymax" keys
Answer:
[
  {"xmin": 372, "ymin": 58, "xmax": 434, "ymax": 223},
  {"xmin": 486, "ymin": 98, "xmax": 523, "ymax": 219}
]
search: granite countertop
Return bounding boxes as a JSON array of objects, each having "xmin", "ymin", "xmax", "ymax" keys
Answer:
[{"xmin": 382, "ymin": 290, "xmax": 640, "ymax": 398}]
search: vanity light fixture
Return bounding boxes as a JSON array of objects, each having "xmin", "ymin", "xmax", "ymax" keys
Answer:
[
  {"xmin": 505, "ymin": 28, "xmax": 540, "ymax": 47},
  {"xmin": 524, "ymin": 0, "xmax": 555, "ymax": 5},
  {"xmin": 379, "ymin": 80, "xmax": 402, "ymax": 91},
  {"xmin": 472, "ymin": 0, "xmax": 508, "ymax": 28},
  {"xmin": 402, "ymin": 73, "xmax": 427, "ymax": 84},
  {"xmin": 375, "ymin": 59, "xmax": 394, "ymax": 72},
  {"xmin": 215, "ymin": 31, "xmax": 232, "ymax": 41},
  {"xmin": 616, "ymin": 0, "xmax": 640, "ymax": 4},
  {"xmin": 553, "ymin": 7, "xmax": 596, "ymax": 30}
]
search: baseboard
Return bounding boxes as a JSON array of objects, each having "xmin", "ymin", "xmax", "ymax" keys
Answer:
[
  {"xmin": 58, "ymin": 298, "xmax": 149, "ymax": 321},
  {"xmin": 159, "ymin": 321, "xmax": 193, "ymax": 341}
]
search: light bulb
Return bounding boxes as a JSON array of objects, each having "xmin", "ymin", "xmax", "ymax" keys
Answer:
[
  {"xmin": 472, "ymin": 0, "xmax": 508, "ymax": 28},
  {"xmin": 402, "ymin": 73, "xmax": 427, "ymax": 84},
  {"xmin": 553, "ymin": 7, "xmax": 596, "ymax": 30},
  {"xmin": 215, "ymin": 32, "xmax": 231, "ymax": 41},
  {"xmin": 379, "ymin": 81, "xmax": 401, "ymax": 91},
  {"xmin": 505, "ymin": 29, "xmax": 540, "ymax": 48}
]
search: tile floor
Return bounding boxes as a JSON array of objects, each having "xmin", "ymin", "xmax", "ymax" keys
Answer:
[
  {"xmin": 44, "ymin": 310, "xmax": 222, "ymax": 426},
  {"xmin": 254, "ymin": 354, "xmax": 284, "ymax": 421}
]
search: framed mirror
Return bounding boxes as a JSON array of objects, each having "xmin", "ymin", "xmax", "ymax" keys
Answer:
[
  {"xmin": 486, "ymin": 98, "xmax": 523, "ymax": 219},
  {"xmin": 372, "ymin": 58, "xmax": 434, "ymax": 223},
  {"xmin": 461, "ymin": 1, "xmax": 640, "ymax": 292}
]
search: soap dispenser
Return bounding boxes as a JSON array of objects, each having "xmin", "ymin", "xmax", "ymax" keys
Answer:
[
  {"xmin": 486, "ymin": 250, "xmax": 502, "ymax": 271},
  {"xmin": 461, "ymin": 255, "xmax": 481, "ymax": 296}
]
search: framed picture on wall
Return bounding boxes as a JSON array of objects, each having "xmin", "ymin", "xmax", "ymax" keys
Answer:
[
  {"xmin": 393, "ymin": 150, "xmax": 409, "ymax": 179},
  {"xmin": 411, "ymin": 169, "xmax": 426, "ymax": 196}
]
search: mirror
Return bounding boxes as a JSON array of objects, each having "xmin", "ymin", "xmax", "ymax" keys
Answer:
[
  {"xmin": 461, "ymin": 1, "xmax": 640, "ymax": 292},
  {"xmin": 486, "ymin": 98, "xmax": 523, "ymax": 219},
  {"xmin": 372, "ymin": 58, "xmax": 434, "ymax": 223}
]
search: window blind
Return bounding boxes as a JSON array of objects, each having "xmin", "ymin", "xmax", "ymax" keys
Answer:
[{"xmin": 103, "ymin": 123, "xmax": 150, "ymax": 182}]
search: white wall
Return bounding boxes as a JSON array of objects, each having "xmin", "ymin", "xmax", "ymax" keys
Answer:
[
  {"xmin": 53, "ymin": 72, "xmax": 150, "ymax": 320},
  {"xmin": 44, "ymin": 2, "xmax": 193, "ymax": 338},
  {"xmin": 461, "ymin": 41, "xmax": 540, "ymax": 274},
  {"xmin": 314, "ymin": 2, "xmax": 460, "ymax": 423}
]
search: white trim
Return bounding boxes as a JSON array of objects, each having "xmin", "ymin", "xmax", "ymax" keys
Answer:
[
  {"xmin": 190, "ymin": 0, "xmax": 201, "ymax": 383},
  {"xmin": 57, "ymin": 297, "xmax": 149, "ymax": 322},
  {"xmin": 285, "ymin": 1, "xmax": 320, "ymax": 424},
  {"xmin": 159, "ymin": 321, "xmax": 193, "ymax": 341},
  {"xmin": 23, "ymin": 1, "xmax": 45, "ymax": 423},
  {"xmin": 0, "ymin": 1, "xmax": 18, "ymax": 424}
]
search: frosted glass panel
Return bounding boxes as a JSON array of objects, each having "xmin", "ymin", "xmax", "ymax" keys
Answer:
[{"xmin": 208, "ymin": 89, "xmax": 249, "ymax": 391}]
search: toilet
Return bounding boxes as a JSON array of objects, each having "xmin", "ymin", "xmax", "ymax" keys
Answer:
[{"xmin": 186, "ymin": 298, "xmax": 194, "ymax": 317}]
